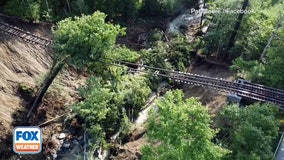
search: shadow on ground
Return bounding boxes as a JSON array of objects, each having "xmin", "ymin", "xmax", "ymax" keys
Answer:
[{"xmin": 0, "ymin": 84, "xmax": 46, "ymax": 160}]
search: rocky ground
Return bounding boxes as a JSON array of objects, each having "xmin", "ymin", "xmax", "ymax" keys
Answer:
[{"xmin": 0, "ymin": 10, "xmax": 235, "ymax": 159}]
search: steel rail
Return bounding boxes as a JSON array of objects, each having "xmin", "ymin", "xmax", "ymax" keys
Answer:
[
  {"xmin": 1, "ymin": 22, "xmax": 284, "ymax": 107},
  {"xmin": 175, "ymin": 71, "xmax": 284, "ymax": 101},
  {"xmin": 113, "ymin": 62, "xmax": 284, "ymax": 107},
  {"xmin": 0, "ymin": 22, "xmax": 52, "ymax": 48}
]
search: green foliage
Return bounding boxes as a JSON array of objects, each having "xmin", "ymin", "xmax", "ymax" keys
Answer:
[
  {"xmin": 208, "ymin": 1, "xmax": 284, "ymax": 89},
  {"xmin": 204, "ymin": 0, "xmax": 284, "ymax": 60},
  {"xmin": 120, "ymin": 108, "xmax": 132, "ymax": 135},
  {"xmin": 116, "ymin": 74, "xmax": 151, "ymax": 119},
  {"xmin": 150, "ymin": 30, "xmax": 163, "ymax": 42},
  {"xmin": 112, "ymin": 46, "xmax": 141, "ymax": 63},
  {"xmin": 93, "ymin": 0, "xmax": 143, "ymax": 22},
  {"xmin": 5, "ymin": 0, "xmax": 41, "ymax": 21},
  {"xmin": 216, "ymin": 103, "xmax": 280, "ymax": 160},
  {"xmin": 231, "ymin": 19, "xmax": 284, "ymax": 89},
  {"xmin": 169, "ymin": 35, "xmax": 193, "ymax": 71},
  {"xmin": 18, "ymin": 83, "xmax": 35, "ymax": 100},
  {"xmin": 235, "ymin": 0, "xmax": 284, "ymax": 60},
  {"xmin": 30, "ymin": 11, "xmax": 141, "ymax": 117},
  {"xmin": 97, "ymin": 46, "xmax": 140, "ymax": 82},
  {"xmin": 260, "ymin": 21, "xmax": 284, "ymax": 88},
  {"xmin": 230, "ymin": 57, "xmax": 264, "ymax": 81},
  {"xmin": 144, "ymin": 34, "xmax": 193, "ymax": 72},
  {"xmin": 141, "ymin": 0, "xmax": 198, "ymax": 16},
  {"xmin": 53, "ymin": 11, "xmax": 124, "ymax": 70},
  {"xmin": 73, "ymin": 77, "xmax": 119, "ymax": 145},
  {"xmin": 142, "ymin": 90, "xmax": 229, "ymax": 160},
  {"xmin": 3, "ymin": 0, "xmax": 143, "ymax": 22},
  {"xmin": 142, "ymin": 33, "xmax": 193, "ymax": 89},
  {"xmin": 203, "ymin": 0, "xmax": 240, "ymax": 57},
  {"xmin": 3, "ymin": 0, "xmax": 198, "ymax": 22},
  {"xmin": 73, "ymin": 74, "xmax": 151, "ymax": 146}
]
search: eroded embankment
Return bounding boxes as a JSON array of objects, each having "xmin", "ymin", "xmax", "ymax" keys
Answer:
[{"xmin": 0, "ymin": 30, "xmax": 52, "ymax": 127}]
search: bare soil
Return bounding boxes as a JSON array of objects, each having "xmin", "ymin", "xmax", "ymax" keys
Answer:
[
  {"xmin": 0, "ymin": 13, "xmax": 235, "ymax": 159},
  {"xmin": 117, "ymin": 17, "xmax": 170, "ymax": 50},
  {"xmin": 111, "ymin": 61, "xmax": 235, "ymax": 159},
  {"xmin": 109, "ymin": 17, "xmax": 236, "ymax": 159},
  {"xmin": 183, "ymin": 61, "xmax": 235, "ymax": 114},
  {"xmin": 0, "ymin": 33, "xmax": 52, "ymax": 129},
  {"xmin": 0, "ymin": 15, "xmax": 87, "ymax": 159}
]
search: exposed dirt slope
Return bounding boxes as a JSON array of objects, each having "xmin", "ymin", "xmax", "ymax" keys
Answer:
[
  {"xmin": 0, "ymin": 15, "xmax": 88, "ymax": 159},
  {"xmin": 0, "ymin": 33, "xmax": 52, "ymax": 126},
  {"xmin": 183, "ymin": 61, "xmax": 235, "ymax": 113}
]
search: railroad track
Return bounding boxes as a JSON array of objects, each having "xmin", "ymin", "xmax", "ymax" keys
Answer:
[
  {"xmin": 0, "ymin": 22, "xmax": 52, "ymax": 48},
  {"xmin": 116, "ymin": 61, "xmax": 284, "ymax": 108},
  {"xmin": 1, "ymin": 22, "xmax": 284, "ymax": 108},
  {"xmin": 173, "ymin": 72, "xmax": 284, "ymax": 107}
]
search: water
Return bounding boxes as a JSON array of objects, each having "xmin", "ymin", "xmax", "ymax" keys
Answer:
[
  {"xmin": 134, "ymin": 80, "xmax": 173, "ymax": 126},
  {"xmin": 167, "ymin": 0, "xmax": 205, "ymax": 34},
  {"xmin": 134, "ymin": 93, "xmax": 157, "ymax": 127}
]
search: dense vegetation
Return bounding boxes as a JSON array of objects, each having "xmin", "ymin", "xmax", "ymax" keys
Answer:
[
  {"xmin": 28, "ymin": 11, "xmax": 140, "ymax": 117},
  {"xmin": 216, "ymin": 103, "xmax": 279, "ymax": 159},
  {"xmin": 1, "ymin": 0, "xmax": 283, "ymax": 159},
  {"xmin": 1, "ymin": 0, "xmax": 198, "ymax": 22},
  {"xmin": 142, "ymin": 90, "xmax": 229, "ymax": 160},
  {"xmin": 143, "ymin": 91, "xmax": 279, "ymax": 159},
  {"xmin": 201, "ymin": 0, "xmax": 284, "ymax": 89},
  {"xmin": 73, "ymin": 75, "xmax": 151, "ymax": 147}
]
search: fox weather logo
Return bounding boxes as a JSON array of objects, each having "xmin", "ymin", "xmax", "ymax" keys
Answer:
[{"xmin": 13, "ymin": 126, "xmax": 42, "ymax": 154}]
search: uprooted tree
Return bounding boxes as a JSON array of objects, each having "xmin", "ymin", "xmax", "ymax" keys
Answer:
[{"xmin": 27, "ymin": 11, "xmax": 139, "ymax": 118}]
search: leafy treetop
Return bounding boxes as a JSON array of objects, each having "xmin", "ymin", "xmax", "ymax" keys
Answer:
[
  {"xmin": 53, "ymin": 11, "xmax": 125, "ymax": 69},
  {"xmin": 142, "ymin": 90, "xmax": 229, "ymax": 160}
]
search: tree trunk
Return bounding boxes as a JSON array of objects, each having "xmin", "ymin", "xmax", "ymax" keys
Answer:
[
  {"xmin": 259, "ymin": 14, "xmax": 284, "ymax": 62},
  {"xmin": 199, "ymin": 0, "xmax": 206, "ymax": 31},
  {"xmin": 216, "ymin": 39, "xmax": 223, "ymax": 59},
  {"xmin": 26, "ymin": 0, "xmax": 32, "ymax": 14},
  {"xmin": 66, "ymin": 0, "xmax": 71, "ymax": 13},
  {"xmin": 27, "ymin": 61, "xmax": 65, "ymax": 118},
  {"xmin": 206, "ymin": 19, "xmax": 221, "ymax": 57},
  {"xmin": 224, "ymin": 0, "xmax": 249, "ymax": 61},
  {"xmin": 45, "ymin": 0, "xmax": 49, "ymax": 10}
]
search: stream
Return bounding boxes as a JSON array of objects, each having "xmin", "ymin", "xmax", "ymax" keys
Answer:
[
  {"xmin": 135, "ymin": 0, "xmax": 207, "ymax": 128},
  {"xmin": 53, "ymin": 1, "xmax": 207, "ymax": 159},
  {"xmin": 94, "ymin": 1, "xmax": 207, "ymax": 159},
  {"xmin": 167, "ymin": 0, "xmax": 205, "ymax": 35}
]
